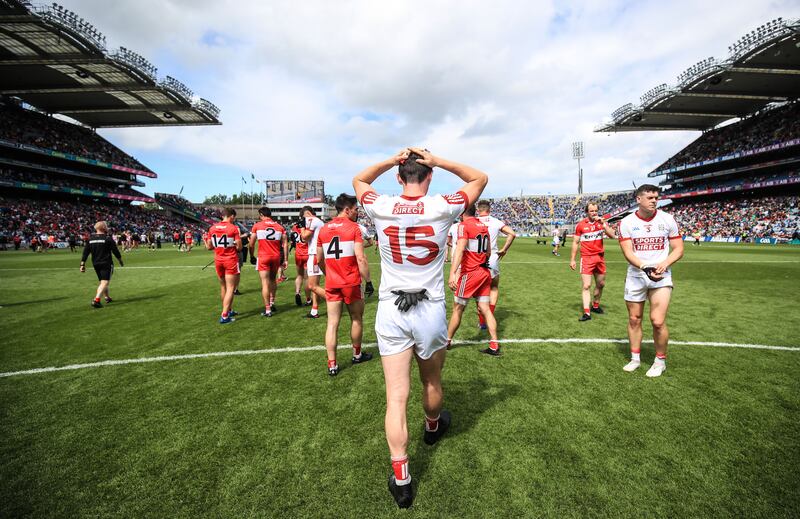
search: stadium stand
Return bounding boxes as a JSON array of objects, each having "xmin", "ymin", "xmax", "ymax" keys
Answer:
[{"xmin": 155, "ymin": 193, "xmax": 220, "ymax": 225}]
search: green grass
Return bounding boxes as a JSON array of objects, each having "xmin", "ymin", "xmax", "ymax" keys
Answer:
[{"xmin": 1, "ymin": 241, "xmax": 799, "ymax": 518}]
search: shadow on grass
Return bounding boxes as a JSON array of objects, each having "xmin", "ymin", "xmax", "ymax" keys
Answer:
[
  {"xmin": 412, "ymin": 376, "xmax": 521, "ymax": 482},
  {"xmin": 110, "ymin": 294, "xmax": 165, "ymax": 305},
  {"xmin": 0, "ymin": 296, "xmax": 70, "ymax": 307}
]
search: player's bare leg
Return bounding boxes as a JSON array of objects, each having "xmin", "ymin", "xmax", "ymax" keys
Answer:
[
  {"xmin": 580, "ymin": 273, "xmax": 593, "ymax": 320},
  {"xmin": 446, "ymin": 302, "xmax": 467, "ymax": 348},
  {"xmin": 347, "ymin": 298, "xmax": 371, "ymax": 364},
  {"xmin": 624, "ymin": 300, "xmax": 644, "ymax": 371},
  {"xmin": 324, "ymin": 299, "xmax": 343, "ymax": 375},
  {"xmin": 268, "ymin": 269, "xmax": 278, "ymax": 311},
  {"xmin": 307, "ymin": 275, "xmax": 325, "ymax": 317},
  {"xmin": 477, "ymin": 301, "xmax": 500, "ymax": 355},
  {"xmin": 416, "ymin": 347, "xmax": 450, "ymax": 444},
  {"xmin": 382, "ymin": 348, "xmax": 414, "ymax": 493},
  {"xmin": 258, "ymin": 270, "xmax": 273, "ymax": 316},
  {"xmin": 479, "ymin": 276, "xmax": 500, "ymax": 329},
  {"xmin": 592, "ymin": 273, "xmax": 606, "ymax": 313},
  {"xmin": 646, "ymin": 287, "xmax": 672, "ymax": 377},
  {"xmin": 221, "ymin": 273, "xmax": 238, "ymax": 321}
]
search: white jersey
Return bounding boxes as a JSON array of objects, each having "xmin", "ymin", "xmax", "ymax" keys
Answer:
[
  {"xmin": 478, "ymin": 214, "xmax": 506, "ymax": 254},
  {"xmin": 305, "ymin": 216, "xmax": 324, "ymax": 252},
  {"xmin": 619, "ymin": 210, "xmax": 680, "ymax": 276},
  {"xmin": 361, "ymin": 190, "xmax": 467, "ymax": 301},
  {"xmin": 358, "ymin": 223, "xmax": 370, "ymax": 241},
  {"xmin": 448, "ymin": 223, "xmax": 460, "ymax": 255}
]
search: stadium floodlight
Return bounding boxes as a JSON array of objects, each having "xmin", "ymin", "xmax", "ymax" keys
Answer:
[
  {"xmin": 161, "ymin": 76, "xmax": 194, "ymax": 103},
  {"xmin": 195, "ymin": 98, "xmax": 221, "ymax": 119},
  {"xmin": 640, "ymin": 83, "xmax": 669, "ymax": 106},
  {"xmin": 110, "ymin": 47, "xmax": 158, "ymax": 82},
  {"xmin": 612, "ymin": 103, "xmax": 634, "ymax": 122},
  {"xmin": 34, "ymin": 2, "xmax": 106, "ymax": 51},
  {"xmin": 572, "ymin": 142, "xmax": 584, "ymax": 194}
]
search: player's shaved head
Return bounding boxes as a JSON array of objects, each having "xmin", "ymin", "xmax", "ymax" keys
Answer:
[
  {"xmin": 94, "ymin": 221, "xmax": 107, "ymax": 232},
  {"xmin": 398, "ymin": 151, "xmax": 432, "ymax": 185}
]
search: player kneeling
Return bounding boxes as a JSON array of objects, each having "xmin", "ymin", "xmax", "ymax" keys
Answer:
[
  {"xmin": 316, "ymin": 194, "xmax": 373, "ymax": 376},
  {"xmin": 447, "ymin": 204, "xmax": 501, "ymax": 355}
]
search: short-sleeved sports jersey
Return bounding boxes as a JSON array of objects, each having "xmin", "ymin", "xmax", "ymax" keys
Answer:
[
  {"xmin": 448, "ymin": 222, "xmax": 460, "ymax": 255},
  {"xmin": 457, "ymin": 217, "xmax": 490, "ymax": 272},
  {"xmin": 291, "ymin": 223, "xmax": 308, "ymax": 257},
  {"xmin": 619, "ymin": 210, "xmax": 680, "ymax": 276},
  {"xmin": 208, "ymin": 221, "xmax": 240, "ymax": 260},
  {"xmin": 317, "ymin": 216, "xmax": 363, "ymax": 288},
  {"xmin": 251, "ymin": 219, "xmax": 284, "ymax": 258},
  {"xmin": 305, "ymin": 216, "xmax": 324, "ymax": 252},
  {"xmin": 477, "ymin": 214, "xmax": 505, "ymax": 254},
  {"xmin": 575, "ymin": 218, "xmax": 606, "ymax": 256},
  {"xmin": 361, "ymin": 190, "xmax": 467, "ymax": 300}
]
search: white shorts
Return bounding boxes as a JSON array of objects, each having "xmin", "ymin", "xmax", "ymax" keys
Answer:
[
  {"xmin": 624, "ymin": 272, "xmax": 673, "ymax": 302},
  {"xmin": 552, "ymin": 238, "xmax": 560, "ymax": 246},
  {"xmin": 375, "ymin": 298, "xmax": 448, "ymax": 360},
  {"xmin": 488, "ymin": 253, "xmax": 500, "ymax": 279},
  {"xmin": 306, "ymin": 255, "xmax": 323, "ymax": 277}
]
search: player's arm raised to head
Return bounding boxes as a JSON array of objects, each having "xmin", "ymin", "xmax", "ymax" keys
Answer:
[
  {"xmin": 410, "ymin": 147, "xmax": 488, "ymax": 206},
  {"xmin": 352, "ymin": 149, "xmax": 411, "ymax": 200},
  {"xmin": 316, "ymin": 245, "xmax": 326, "ymax": 274},
  {"xmin": 498, "ymin": 224, "xmax": 516, "ymax": 256}
]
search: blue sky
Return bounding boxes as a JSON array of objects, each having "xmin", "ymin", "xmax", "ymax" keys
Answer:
[{"xmin": 57, "ymin": 0, "xmax": 800, "ymax": 202}]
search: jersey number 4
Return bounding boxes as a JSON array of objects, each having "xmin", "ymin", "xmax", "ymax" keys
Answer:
[
  {"xmin": 383, "ymin": 225, "xmax": 438, "ymax": 265},
  {"xmin": 326, "ymin": 237, "xmax": 344, "ymax": 259}
]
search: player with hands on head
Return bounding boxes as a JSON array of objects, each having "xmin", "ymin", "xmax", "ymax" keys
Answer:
[
  {"xmin": 205, "ymin": 208, "xmax": 242, "ymax": 324},
  {"xmin": 316, "ymin": 193, "xmax": 373, "ymax": 376},
  {"xmin": 354, "ymin": 146, "xmax": 487, "ymax": 509},
  {"xmin": 447, "ymin": 204, "xmax": 501, "ymax": 355},
  {"xmin": 617, "ymin": 185, "xmax": 684, "ymax": 377},
  {"xmin": 250, "ymin": 207, "xmax": 288, "ymax": 317},
  {"xmin": 570, "ymin": 202, "xmax": 617, "ymax": 321},
  {"xmin": 80, "ymin": 220, "xmax": 123, "ymax": 308}
]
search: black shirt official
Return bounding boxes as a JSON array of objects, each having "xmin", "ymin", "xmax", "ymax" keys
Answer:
[{"xmin": 81, "ymin": 233, "xmax": 123, "ymax": 280}]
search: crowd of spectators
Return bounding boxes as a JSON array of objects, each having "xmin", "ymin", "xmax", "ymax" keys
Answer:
[
  {"xmin": 1, "ymin": 169, "xmax": 148, "ymax": 199},
  {"xmin": 0, "ymin": 103, "xmax": 152, "ymax": 172},
  {"xmin": 669, "ymin": 195, "xmax": 799, "ymax": 240},
  {"xmin": 0, "ymin": 196, "xmax": 204, "ymax": 246},
  {"xmin": 667, "ymin": 171, "xmax": 799, "ymax": 196},
  {"xmin": 653, "ymin": 101, "xmax": 800, "ymax": 173},
  {"xmin": 156, "ymin": 193, "xmax": 221, "ymax": 222}
]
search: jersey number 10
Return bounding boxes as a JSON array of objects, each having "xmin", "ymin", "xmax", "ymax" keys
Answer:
[{"xmin": 382, "ymin": 225, "xmax": 438, "ymax": 265}]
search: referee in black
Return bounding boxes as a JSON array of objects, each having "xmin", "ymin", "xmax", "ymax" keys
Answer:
[{"xmin": 80, "ymin": 221, "xmax": 124, "ymax": 308}]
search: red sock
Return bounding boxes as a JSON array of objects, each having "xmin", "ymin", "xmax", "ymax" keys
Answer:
[
  {"xmin": 312, "ymin": 304, "xmax": 318, "ymax": 311},
  {"xmin": 425, "ymin": 415, "xmax": 439, "ymax": 432},
  {"xmin": 656, "ymin": 353, "xmax": 667, "ymax": 360},
  {"xmin": 631, "ymin": 347, "xmax": 641, "ymax": 354},
  {"xmin": 489, "ymin": 340, "xmax": 499, "ymax": 351},
  {"xmin": 221, "ymin": 311, "xmax": 228, "ymax": 318},
  {"xmin": 583, "ymin": 307, "xmax": 590, "ymax": 315},
  {"xmin": 478, "ymin": 310, "xmax": 486, "ymax": 326},
  {"xmin": 490, "ymin": 304, "xmax": 496, "ymax": 314},
  {"xmin": 592, "ymin": 301, "xmax": 599, "ymax": 309},
  {"xmin": 391, "ymin": 456, "xmax": 410, "ymax": 483},
  {"xmin": 327, "ymin": 359, "xmax": 337, "ymax": 369},
  {"xmin": 353, "ymin": 344, "xmax": 361, "ymax": 356},
  {"xmin": 94, "ymin": 297, "xmax": 100, "ymax": 302}
]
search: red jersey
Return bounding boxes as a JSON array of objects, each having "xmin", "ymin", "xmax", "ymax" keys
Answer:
[
  {"xmin": 291, "ymin": 223, "xmax": 308, "ymax": 257},
  {"xmin": 184, "ymin": 231, "xmax": 193, "ymax": 242},
  {"xmin": 208, "ymin": 221, "xmax": 240, "ymax": 260},
  {"xmin": 457, "ymin": 217, "xmax": 490, "ymax": 272},
  {"xmin": 575, "ymin": 218, "xmax": 606, "ymax": 256},
  {"xmin": 317, "ymin": 217, "xmax": 363, "ymax": 288},
  {"xmin": 251, "ymin": 219, "xmax": 284, "ymax": 258}
]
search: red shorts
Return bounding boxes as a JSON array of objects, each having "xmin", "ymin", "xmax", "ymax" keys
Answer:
[
  {"xmin": 257, "ymin": 256, "xmax": 280, "ymax": 272},
  {"xmin": 215, "ymin": 258, "xmax": 240, "ymax": 277},
  {"xmin": 455, "ymin": 268, "xmax": 491, "ymax": 303},
  {"xmin": 186, "ymin": 239, "xmax": 193, "ymax": 245},
  {"xmin": 580, "ymin": 254, "xmax": 606, "ymax": 275},
  {"xmin": 295, "ymin": 254, "xmax": 309, "ymax": 272},
  {"xmin": 325, "ymin": 284, "xmax": 362, "ymax": 304}
]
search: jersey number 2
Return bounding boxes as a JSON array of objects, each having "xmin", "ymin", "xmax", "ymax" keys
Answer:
[{"xmin": 383, "ymin": 226, "xmax": 438, "ymax": 265}]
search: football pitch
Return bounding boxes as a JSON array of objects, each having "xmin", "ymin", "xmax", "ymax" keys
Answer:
[{"xmin": 1, "ymin": 240, "xmax": 799, "ymax": 518}]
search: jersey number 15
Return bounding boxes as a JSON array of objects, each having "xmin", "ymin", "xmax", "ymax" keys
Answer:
[{"xmin": 383, "ymin": 225, "xmax": 438, "ymax": 265}]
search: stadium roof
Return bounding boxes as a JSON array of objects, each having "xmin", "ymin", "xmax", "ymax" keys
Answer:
[
  {"xmin": 0, "ymin": 0, "xmax": 221, "ymax": 128},
  {"xmin": 595, "ymin": 17, "xmax": 800, "ymax": 132}
]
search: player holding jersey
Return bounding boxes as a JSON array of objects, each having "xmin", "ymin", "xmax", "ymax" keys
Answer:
[
  {"xmin": 300, "ymin": 206, "xmax": 326, "ymax": 318},
  {"xmin": 447, "ymin": 204, "xmax": 501, "ymax": 355},
  {"xmin": 290, "ymin": 221, "xmax": 312, "ymax": 307},
  {"xmin": 205, "ymin": 208, "xmax": 242, "ymax": 324},
  {"xmin": 570, "ymin": 202, "xmax": 617, "ymax": 321},
  {"xmin": 618, "ymin": 185, "xmax": 684, "ymax": 377},
  {"xmin": 355, "ymin": 147, "xmax": 487, "ymax": 509},
  {"xmin": 250, "ymin": 207, "xmax": 288, "ymax": 317},
  {"xmin": 476, "ymin": 199, "xmax": 516, "ymax": 330},
  {"xmin": 316, "ymin": 194, "xmax": 373, "ymax": 375}
]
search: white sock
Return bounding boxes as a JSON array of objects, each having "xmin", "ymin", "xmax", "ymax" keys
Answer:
[
  {"xmin": 654, "ymin": 357, "xmax": 666, "ymax": 366},
  {"xmin": 631, "ymin": 352, "xmax": 641, "ymax": 362},
  {"xmin": 310, "ymin": 308, "xmax": 318, "ymax": 316}
]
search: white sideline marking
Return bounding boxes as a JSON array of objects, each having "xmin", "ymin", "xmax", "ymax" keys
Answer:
[{"xmin": 1, "ymin": 337, "xmax": 797, "ymax": 379}]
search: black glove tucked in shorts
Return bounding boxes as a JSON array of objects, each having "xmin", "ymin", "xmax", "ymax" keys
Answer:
[{"xmin": 390, "ymin": 289, "xmax": 428, "ymax": 312}]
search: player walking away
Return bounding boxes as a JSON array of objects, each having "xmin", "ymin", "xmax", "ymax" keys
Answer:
[
  {"xmin": 205, "ymin": 208, "xmax": 242, "ymax": 324},
  {"xmin": 354, "ymin": 147, "xmax": 487, "ymax": 509},
  {"xmin": 357, "ymin": 221, "xmax": 375, "ymax": 297},
  {"xmin": 290, "ymin": 220, "xmax": 312, "ymax": 307},
  {"xmin": 80, "ymin": 221, "xmax": 123, "ymax": 308},
  {"xmin": 447, "ymin": 204, "xmax": 501, "ymax": 355},
  {"xmin": 316, "ymin": 194, "xmax": 374, "ymax": 375},
  {"xmin": 300, "ymin": 206, "xmax": 326, "ymax": 318},
  {"xmin": 692, "ymin": 229, "xmax": 701, "ymax": 246},
  {"xmin": 618, "ymin": 185, "xmax": 684, "ymax": 377},
  {"xmin": 250, "ymin": 207, "xmax": 288, "ymax": 317},
  {"xmin": 445, "ymin": 219, "xmax": 459, "ymax": 262},
  {"xmin": 552, "ymin": 226, "xmax": 561, "ymax": 256},
  {"xmin": 476, "ymin": 199, "xmax": 516, "ymax": 330},
  {"xmin": 570, "ymin": 202, "xmax": 617, "ymax": 321},
  {"xmin": 184, "ymin": 230, "xmax": 193, "ymax": 253}
]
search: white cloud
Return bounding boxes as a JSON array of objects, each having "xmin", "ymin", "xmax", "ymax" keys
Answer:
[{"xmin": 57, "ymin": 0, "xmax": 800, "ymax": 201}]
